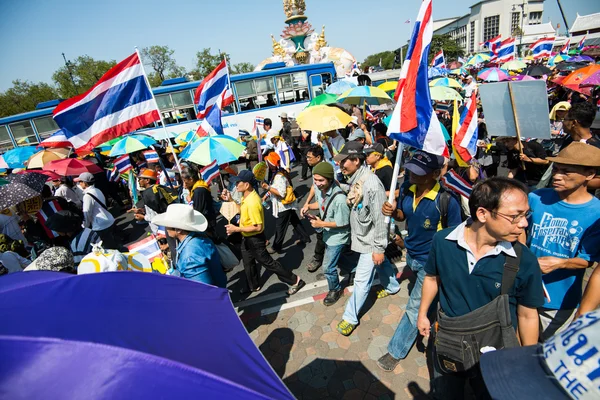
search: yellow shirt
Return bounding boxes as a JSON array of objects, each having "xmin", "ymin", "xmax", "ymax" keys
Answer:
[{"xmin": 240, "ymin": 190, "xmax": 264, "ymax": 237}]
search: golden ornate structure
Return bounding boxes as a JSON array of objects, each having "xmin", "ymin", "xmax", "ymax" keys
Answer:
[
  {"xmin": 271, "ymin": 35, "xmax": 287, "ymax": 58},
  {"xmin": 283, "ymin": 0, "xmax": 306, "ymax": 19},
  {"xmin": 315, "ymin": 25, "xmax": 328, "ymax": 51}
]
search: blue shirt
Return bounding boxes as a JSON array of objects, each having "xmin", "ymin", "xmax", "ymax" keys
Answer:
[
  {"xmin": 176, "ymin": 233, "xmax": 226, "ymax": 288},
  {"xmin": 528, "ymin": 189, "xmax": 600, "ymax": 309},
  {"xmin": 314, "ymin": 183, "xmax": 350, "ymax": 246},
  {"xmin": 425, "ymin": 223, "xmax": 545, "ymax": 329},
  {"xmin": 398, "ymin": 182, "xmax": 462, "ymax": 263}
]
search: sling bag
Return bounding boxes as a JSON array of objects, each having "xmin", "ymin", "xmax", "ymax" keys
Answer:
[
  {"xmin": 85, "ymin": 193, "xmax": 108, "ymax": 212},
  {"xmin": 434, "ymin": 242, "xmax": 523, "ymax": 374}
]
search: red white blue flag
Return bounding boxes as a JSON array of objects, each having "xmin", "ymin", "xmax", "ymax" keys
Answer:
[
  {"xmin": 36, "ymin": 199, "xmax": 63, "ymax": 239},
  {"xmin": 431, "ymin": 50, "xmax": 446, "ymax": 69},
  {"xmin": 389, "ymin": 0, "xmax": 449, "ymax": 157},
  {"xmin": 115, "ymin": 154, "xmax": 132, "ymax": 174},
  {"xmin": 194, "ymin": 60, "xmax": 234, "ymax": 120},
  {"xmin": 482, "ymin": 35, "xmax": 502, "ymax": 54},
  {"xmin": 559, "ymin": 38, "xmax": 571, "ymax": 55},
  {"xmin": 52, "ymin": 52, "xmax": 159, "ymax": 153},
  {"xmin": 530, "ymin": 37, "xmax": 555, "ymax": 59},
  {"xmin": 196, "ymin": 105, "xmax": 225, "ymax": 137},
  {"xmin": 200, "ymin": 160, "xmax": 220, "ymax": 184},
  {"xmin": 143, "ymin": 149, "xmax": 160, "ymax": 163},
  {"xmin": 127, "ymin": 235, "xmax": 162, "ymax": 263},
  {"xmin": 577, "ymin": 35, "xmax": 587, "ymax": 51},
  {"xmin": 453, "ymin": 97, "xmax": 479, "ymax": 163},
  {"xmin": 441, "ymin": 169, "xmax": 473, "ymax": 198},
  {"xmin": 39, "ymin": 129, "xmax": 72, "ymax": 148},
  {"xmin": 496, "ymin": 38, "xmax": 516, "ymax": 63},
  {"xmin": 106, "ymin": 166, "xmax": 120, "ymax": 183}
]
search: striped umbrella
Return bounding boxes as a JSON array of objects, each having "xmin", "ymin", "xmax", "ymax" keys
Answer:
[
  {"xmin": 180, "ymin": 135, "xmax": 246, "ymax": 166},
  {"xmin": 26, "ymin": 148, "xmax": 70, "ymax": 169},
  {"xmin": 337, "ymin": 86, "xmax": 393, "ymax": 105},
  {"xmin": 449, "ymin": 67, "xmax": 468, "ymax": 76},
  {"xmin": 109, "ymin": 134, "xmax": 157, "ymax": 157},
  {"xmin": 429, "ymin": 77, "xmax": 463, "ymax": 89},
  {"xmin": 175, "ymin": 130, "xmax": 196, "ymax": 143},
  {"xmin": 477, "ymin": 68, "xmax": 510, "ymax": 82},
  {"xmin": 548, "ymin": 54, "xmax": 568, "ymax": 66},
  {"xmin": 466, "ymin": 53, "xmax": 491, "ymax": 66}
]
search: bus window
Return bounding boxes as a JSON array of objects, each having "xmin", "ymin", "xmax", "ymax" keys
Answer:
[
  {"xmin": 255, "ymin": 77, "xmax": 276, "ymax": 108},
  {"xmin": 155, "ymin": 90, "xmax": 196, "ymax": 124},
  {"xmin": 309, "ymin": 72, "xmax": 332, "ymax": 99},
  {"xmin": 0, "ymin": 126, "xmax": 13, "ymax": 151},
  {"xmin": 33, "ymin": 116, "xmax": 60, "ymax": 139},
  {"xmin": 156, "ymin": 94, "xmax": 173, "ymax": 110},
  {"xmin": 276, "ymin": 72, "xmax": 309, "ymax": 104},
  {"xmin": 9, "ymin": 121, "xmax": 38, "ymax": 144}
]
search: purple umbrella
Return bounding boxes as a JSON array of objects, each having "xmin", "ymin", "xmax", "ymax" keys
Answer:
[
  {"xmin": 0, "ymin": 272, "xmax": 294, "ymax": 399},
  {"xmin": 508, "ymin": 75, "xmax": 537, "ymax": 81},
  {"xmin": 580, "ymin": 71, "xmax": 600, "ymax": 87},
  {"xmin": 566, "ymin": 55, "xmax": 594, "ymax": 63}
]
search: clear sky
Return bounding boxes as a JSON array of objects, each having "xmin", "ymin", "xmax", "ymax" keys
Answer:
[{"xmin": 0, "ymin": 0, "xmax": 597, "ymax": 91}]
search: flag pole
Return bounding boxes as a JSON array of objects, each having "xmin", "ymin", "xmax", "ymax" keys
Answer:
[
  {"xmin": 507, "ymin": 82, "xmax": 526, "ymax": 170},
  {"xmin": 222, "ymin": 53, "xmax": 237, "ymax": 115},
  {"xmin": 135, "ymin": 47, "xmax": 183, "ymax": 174},
  {"xmin": 384, "ymin": 142, "xmax": 404, "ymax": 224}
]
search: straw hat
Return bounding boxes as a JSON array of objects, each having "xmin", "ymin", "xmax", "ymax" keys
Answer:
[
  {"xmin": 266, "ymin": 131, "xmax": 280, "ymax": 143},
  {"xmin": 151, "ymin": 204, "xmax": 208, "ymax": 232},
  {"xmin": 549, "ymin": 101, "xmax": 571, "ymax": 120},
  {"xmin": 547, "ymin": 142, "xmax": 600, "ymax": 167}
]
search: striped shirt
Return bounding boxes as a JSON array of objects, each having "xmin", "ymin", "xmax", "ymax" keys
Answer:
[
  {"xmin": 70, "ymin": 228, "xmax": 100, "ymax": 266},
  {"xmin": 347, "ymin": 166, "xmax": 389, "ymax": 254}
]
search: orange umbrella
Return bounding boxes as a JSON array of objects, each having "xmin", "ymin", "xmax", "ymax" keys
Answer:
[{"xmin": 560, "ymin": 64, "xmax": 600, "ymax": 95}]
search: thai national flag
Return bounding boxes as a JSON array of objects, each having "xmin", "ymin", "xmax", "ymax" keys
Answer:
[
  {"xmin": 577, "ymin": 35, "xmax": 587, "ymax": 51},
  {"xmin": 115, "ymin": 154, "xmax": 132, "ymax": 174},
  {"xmin": 530, "ymin": 37, "xmax": 555, "ymax": 59},
  {"xmin": 194, "ymin": 60, "xmax": 234, "ymax": 120},
  {"xmin": 36, "ymin": 199, "xmax": 63, "ymax": 239},
  {"xmin": 431, "ymin": 50, "xmax": 446, "ymax": 68},
  {"xmin": 106, "ymin": 166, "xmax": 120, "ymax": 183},
  {"xmin": 52, "ymin": 52, "xmax": 159, "ymax": 154},
  {"xmin": 127, "ymin": 235, "xmax": 162, "ymax": 263},
  {"xmin": 253, "ymin": 116, "xmax": 264, "ymax": 134},
  {"xmin": 559, "ymin": 38, "xmax": 571, "ymax": 55},
  {"xmin": 365, "ymin": 105, "xmax": 377, "ymax": 122},
  {"xmin": 496, "ymin": 38, "xmax": 516, "ymax": 63},
  {"xmin": 482, "ymin": 35, "xmax": 502, "ymax": 54},
  {"xmin": 143, "ymin": 149, "xmax": 160, "ymax": 163},
  {"xmin": 196, "ymin": 105, "xmax": 225, "ymax": 137},
  {"xmin": 39, "ymin": 129, "xmax": 72, "ymax": 148},
  {"xmin": 453, "ymin": 97, "xmax": 479, "ymax": 163},
  {"xmin": 200, "ymin": 160, "xmax": 220, "ymax": 184},
  {"xmin": 388, "ymin": 0, "xmax": 449, "ymax": 157},
  {"xmin": 441, "ymin": 169, "xmax": 473, "ymax": 198}
]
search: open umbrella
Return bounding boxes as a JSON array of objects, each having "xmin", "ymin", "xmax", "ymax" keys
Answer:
[
  {"xmin": 337, "ymin": 86, "xmax": 393, "ymax": 105},
  {"xmin": 25, "ymin": 148, "xmax": 70, "ymax": 169},
  {"xmin": 109, "ymin": 134, "xmax": 157, "ymax": 157},
  {"xmin": 377, "ymin": 81, "xmax": 398, "ymax": 92},
  {"xmin": 325, "ymin": 80, "xmax": 357, "ymax": 95},
  {"xmin": 466, "ymin": 53, "xmax": 491, "ymax": 66},
  {"xmin": 501, "ymin": 60, "xmax": 527, "ymax": 71},
  {"xmin": 555, "ymin": 62, "xmax": 587, "ymax": 72},
  {"xmin": 0, "ymin": 272, "xmax": 294, "ymax": 399},
  {"xmin": 548, "ymin": 54, "xmax": 569, "ymax": 66},
  {"xmin": 180, "ymin": 135, "xmax": 246, "ymax": 166},
  {"xmin": 507, "ymin": 74, "xmax": 537, "ymax": 81},
  {"xmin": 429, "ymin": 86, "xmax": 463, "ymax": 101},
  {"xmin": 428, "ymin": 67, "xmax": 448, "ymax": 79},
  {"xmin": 0, "ymin": 181, "xmax": 40, "ymax": 210},
  {"xmin": 449, "ymin": 67, "xmax": 468, "ymax": 76},
  {"xmin": 1, "ymin": 146, "xmax": 38, "ymax": 169},
  {"xmin": 478, "ymin": 68, "xmax": 510, "ymax": 82},
  {"xmin": 175, "ymin": 130, "xmax": 197, "ymax": 144},
  {"xmin": 561, "ymin": 64, "xmax": 600, "ymax": 93},
  {"xmin": 307, "ymin": 92, "xmax": 338, "ymax": 108},
  {"xmin": 580, "ymin": 71, "xmax": 600, "ymax": 87},
  {"xmin": 525, "ymin": 65, "xmax": 551, "ymax": 77},
  {"xmin": 296, "ymin": 105, "xmax": 353, "ymax": 132},
  {"xmin": 14, "ymin": 169, "xmax": 61, "ymax": 181},
  {"xmin": 0, "ymin": 155, "xmax": 8, "ymax": 169},
  {"xmin": 7, "ymin": 172, "xmax": 49, "ymax": 193},
  {"xmin": 43, "ymin": 158, "xmax": 103, "ymax": 176},
  {"xmin": 429, "ymin": 77, "xmax": 463, "ymax": 89},
  {"xmin": 566, "ymin": 55, "xmax": 594, "ymax": 63}
]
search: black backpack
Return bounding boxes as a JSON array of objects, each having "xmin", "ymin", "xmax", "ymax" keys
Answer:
[{"xmin": 400, "ymin": 183, "xmax": 466, "ymax": 229}]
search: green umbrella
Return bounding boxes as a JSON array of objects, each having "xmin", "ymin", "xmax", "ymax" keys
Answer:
[
  {"xmin": 180, "ymin": 135, "xmax": 246, "ymax": 166},
  {"xmin": 109, "ymin": 134, "xmax": 157, "ymax": 157},
  {"xmin": 307, "ymin": 93, "xmax": 338, "ymax": 107},
  {"xmin": 429, "ymin": 86, "xmax": 463, "ymax": 101},
  {"xmin": 337, "ymin": 86, "xmax": 393, "ymax": 105}
]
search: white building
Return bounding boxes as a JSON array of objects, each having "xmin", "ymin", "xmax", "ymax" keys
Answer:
[
  {"xmin": 433, "ymin": 0, "xmax": 559, "ymax": 56},
  {"xmin": 569, "ymin": 12, "xmax": 600, "ymax": 46}
]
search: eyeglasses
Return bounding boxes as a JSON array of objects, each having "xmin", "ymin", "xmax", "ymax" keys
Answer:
[{"xmin": 488, "ymin": 209, "xmax": 532, "ymax": 224}]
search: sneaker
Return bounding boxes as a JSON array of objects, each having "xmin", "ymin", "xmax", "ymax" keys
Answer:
[
  {"xmin": 306, "ymin": 260, "xmax": 322, "ymax": 273},
  {"xmin": 323, "ymin": 290, "xmax": 342, "ymax": 306},
  {"xmin": 377, "ymin": 353, "xmax": 401, "ymax": 372},
  {"xmin": 336, "ymin": 320, "xmax": 357, "ymax": 336},
  {"xmin": 376, "ymin": 288, "xmax": 391, "ymax": 299},
  {"xmin": 288, "ymin": 279, "xmax": 306, "ymax": 295}
]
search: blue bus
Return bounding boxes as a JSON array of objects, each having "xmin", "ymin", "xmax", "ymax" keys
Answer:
[{"xmin": 0, "ymin": 62, "xmax": 337, "ymax": 151}]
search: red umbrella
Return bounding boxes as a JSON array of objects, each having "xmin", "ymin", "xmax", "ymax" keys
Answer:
[
  {"xmin": 43, "ymin": 158, "xmax": 103, "ymax": 176},
  {"xmin": 14, "ymin": 169, "xmax": 61, "ymax": 181}
]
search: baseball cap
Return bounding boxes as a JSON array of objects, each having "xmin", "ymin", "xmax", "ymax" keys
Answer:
[
  {"xmin": 349, "ymin": 116, "xmax": 359, "ymax": 126},
  {"xmin": 547, "ymin": 142, "xmax": 600, "ymax": 167},
  {"xmin": 404, "ymin": 150, "xmax": 445, "ymax": 176},
  {"xmin": 238, "ymin": 129, "xmax": 250, "ymax": 137},
  {"xmin": 279, "ymin": 112, "xmax": 288, "ymax": 119},
  {"xmin": 480, "ymin": 309, "xmax": 600, "ymax": 400},
  {"xmin": 333, "ymin": 141, "xmax": 364, "ymax": 162},
  {"xmin": 349, "ymin": 129, "xmax": 366, "ymax": 141},
  {"xmin": 138, "ymin": 168, "xmax": 158, "ymax": 180},
  {"xmin": 77, "ymin": 172, "xmax": 95, "ymax": 183},
  {"xmin": 230, "ymin": 169, "xmax": 256, "ymax": 184},
  {"xmin": 364, "ymin": 143, "xmax": 385, "ymax": 155}
]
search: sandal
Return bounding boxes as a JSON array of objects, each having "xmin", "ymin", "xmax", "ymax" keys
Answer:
[
  {"xmin": 336, "ymin": 320, "xmax": 357, "ymax": 336},
  {"xmin": 287, "ymin": 279, "xmax": 305, "ymax": 295},
  {"xmin": 376, "ymin": 289, "xmax": 391, "ymax": 299}
]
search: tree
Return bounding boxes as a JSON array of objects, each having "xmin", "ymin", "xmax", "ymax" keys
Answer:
[
  {"xmin": 429, "ymin": 34, "xmax": 466, "ymax": 64},
  {"xmin": 191, "ymin": 48, "xmax": 230, "ymax": 80},
  {"xmin": 52, "ymin": 55, "xmax": 116, "ymax": 98},
  {"xmin": 0, "ymin": 80, "xmax": 59, "ymax": 118},
  {"xmin": 363, "ymin": 51, "xmax": 396, "ymax": 70},
  {"xmin": 141, "ymin": 45, "xmax": 186, "ymax": 87},
  {"xmin": 232, "ymin": 62, "xmax": 254, "ymax": 75}
]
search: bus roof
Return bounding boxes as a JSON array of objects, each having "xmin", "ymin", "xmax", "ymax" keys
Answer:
[{"xmin": 366, "ymin": 69, "xmax": 402, "ymax": 81}]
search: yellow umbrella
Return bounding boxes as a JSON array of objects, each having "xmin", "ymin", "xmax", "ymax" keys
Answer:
[
  {"xmin": 501, "ymin": 59, "xmax": 527, "ymax": 71},
  {"xmin": 296, "ymin": 105, "xmax": 352, "ymax": 132},
  {"xmin": 429, "ymin": 77, "xmax": 463, "ymax": 89},
  {"xmin": 337, "ymin": 86, "xmax": 393, "ymax": 105},
  {"xmin": 26, "ymin": 148, "xmax": 70, "ymax": 169},
  {"xmin": 429, "ymin": 86, "xmax": 463, "ymax": 101},
  {"xmin": 377, "ymin": 81, "xmax": 398, "ymax": 92}
]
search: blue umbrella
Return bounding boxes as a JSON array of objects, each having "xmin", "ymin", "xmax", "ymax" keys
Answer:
[
  {"xmin": 0, "ymin": 272, "xmax": 294, "ymax": 399},
  {"xmin": 428, "ymin": 67, "xmax": 449, "ymax": 79},
  {"xmin": 180, "ymin": 135, "xmax": 246, "ymax": 166},
  {"xmin": 325, "ymin": 80, "xmax": 357, "ymax": 95},
  {"xmin": 109, "ymin": 134, "xmax": 157, "ymax": 157},
  {"xmin": 1, "ymin": 146, "xmax": 38, "ymax": 168}
]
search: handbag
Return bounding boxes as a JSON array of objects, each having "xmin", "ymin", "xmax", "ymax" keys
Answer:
[
  {"xmin": 281, "ymin": 185, "xmax": 297, "ymax": 205},
  {"xmin": 215, "ymin": 243, "xmax": 239, "ymax": 270},
  {"xmin": 434, "ymin": 243, "xmax": 522, "ymax": 374}
]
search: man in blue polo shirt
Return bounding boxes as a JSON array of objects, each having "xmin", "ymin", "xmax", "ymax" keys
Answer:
[
  {"xmin": 417, "ymin": 177, "xmax": 543, "ymax": 400},
  {"xmin": 526, "ymin": 143, "xmax": 600, "ymax": 340},
  {"xmin": 377, "ymin": 150, "xmax": 462, "ymax": 372}
]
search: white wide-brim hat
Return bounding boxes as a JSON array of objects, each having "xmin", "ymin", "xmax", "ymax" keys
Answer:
[
  {"xmin": 151, "ymin": 204, "xmax": 208, "ymax": 233},
  {"xmin": 265, "ymin": 131, "xmax": 280, "ymax": 142}
]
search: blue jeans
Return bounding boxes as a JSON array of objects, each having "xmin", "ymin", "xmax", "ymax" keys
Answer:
[
  {"xmin": 322, "ymin": 244, "xmax": 348, "ymax": 292},
  {"xmin": 387, "ymin": 255, "xmax": 426, "ymax": 359},
  {"xmin": 342, "ymin": 252, "xmax": 400, "ymax": 325}
]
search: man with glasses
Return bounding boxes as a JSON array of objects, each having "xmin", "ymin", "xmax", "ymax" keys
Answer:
[
  {"xmin": 417, "ymin": 177, "xmax": 544, "ymax": 399},
  {"xmin": 525, "ymin": 143, "xmax": 600, "ymax": 340}
]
